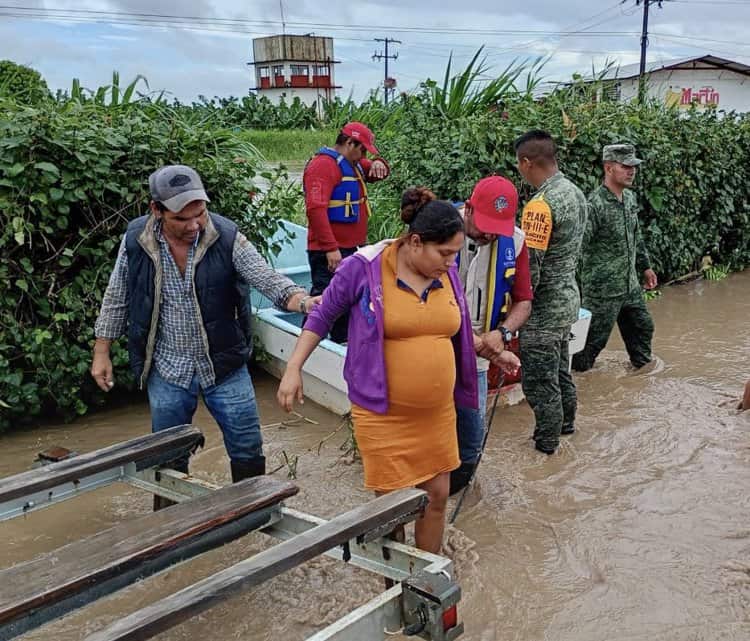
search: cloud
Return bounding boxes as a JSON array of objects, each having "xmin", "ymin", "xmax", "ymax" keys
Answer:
[{"xmin": 0, "ymin": 0, "xmax": 749, "ymax": 101}]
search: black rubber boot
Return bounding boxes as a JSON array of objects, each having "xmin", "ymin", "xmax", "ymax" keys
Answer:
[
  {"xmin": 449, "ymin": 461, "xmax": 477, "ymax": 496},
  {"xmin": 535, "ymin": 442, "xmax": 556, "ymax": 455},
  {"xmin": 561, "ymin": 423, "xmax": 576, "ymax": 435},
  {"xmin": 230, "ymin": 456, "xmax": 266, "ymax": 483},
  {"xmin": 153, "ymin": 460, "xmax": 189, "ymax": 511}
]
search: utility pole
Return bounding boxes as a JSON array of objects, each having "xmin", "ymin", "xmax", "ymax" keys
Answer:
[
  {"xmin": 279, "ymin": 0, "xmax": 286, "ymax": 34},
  {"xmin": 623, "ymin": 0, "xmax": 669, "ymax": 103},
  {"xmin": 372, "ymin": 38, "xmax": 401, "ymax": 105}
]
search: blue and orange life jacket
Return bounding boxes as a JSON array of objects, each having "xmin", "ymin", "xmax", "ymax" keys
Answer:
[
  {"xmin": 484, "ymin": 234, "xmax": 517, "ymax": 331},
  {"xmin": 314, "ymin": 147, "xmax": 370, "ymax": 224},
  {"xmin": 454, "ymin": 214, "xmax": 517, "ymax": 330}
]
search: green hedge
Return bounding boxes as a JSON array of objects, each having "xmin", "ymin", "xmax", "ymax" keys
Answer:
[
  {"xmin": 0, "ymin": 60, "xmax": 51, "ymax": 104},
  {"xmin": 0, "ymin": 97, "xmax": 298, "ymax": 431},
  {"xmin": 367, "ymin": 95, "xmax": 750, "ymax": 280}
]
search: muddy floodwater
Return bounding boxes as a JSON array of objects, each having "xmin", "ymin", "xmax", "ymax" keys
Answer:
[{"xmin": 2, "ymin": 272, "xmax": 750, "ymax": 641}]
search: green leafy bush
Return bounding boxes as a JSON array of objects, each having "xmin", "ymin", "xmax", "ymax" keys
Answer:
[
  {"xmin": 177, "ymin": 94, "xmax": 320, "ymax": 130},
  {"xmin": 0, "ymin": 96, "xmax": 297, "ymax": 431},
  {"xmin": 0, "ymin": 60, "xmax": 50, "ymax": 104}
]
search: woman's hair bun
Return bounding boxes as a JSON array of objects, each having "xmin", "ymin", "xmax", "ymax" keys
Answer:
[{"xmin": 400, "ymin": 187, "xmax": 436, "ymax": 224}]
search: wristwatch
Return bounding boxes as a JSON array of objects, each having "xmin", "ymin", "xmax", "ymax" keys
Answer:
[
  {"xmin": 499, "ymin": 326, "xmax": 514, "ymax": 345},
  {"xmin": 299, "ymin": 295, "xmax": 311, "ymax": 314}
]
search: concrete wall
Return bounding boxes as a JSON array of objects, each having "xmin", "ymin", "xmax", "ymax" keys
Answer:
[
  {"xmin": 253, "ymin": 35, "xmax": 334, "ymax": 64},
  {"xmin": 617, "ymin": 66, "xmax": 750, "ymax": 112},
  {"xmin": 254, "ymin": 87, "xmax": 332, "ymax": 108}
]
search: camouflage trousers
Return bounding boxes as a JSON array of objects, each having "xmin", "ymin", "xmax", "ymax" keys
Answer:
[
  {"xmin": 519, "ymin": 327, "xmax": 576, "ymax": 450},
  {"xmin": 572, "ymin": 290, "xmax": 654, "ymax": 372}
]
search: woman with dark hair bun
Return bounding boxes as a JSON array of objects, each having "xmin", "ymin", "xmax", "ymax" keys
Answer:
[{"xmin": 277, "ymin": 187, "xmax": 478, "ymax": 553}]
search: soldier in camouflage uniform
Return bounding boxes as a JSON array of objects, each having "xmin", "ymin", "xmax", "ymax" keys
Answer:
[
  {"xmin": 515, "ymin": 130, "xmax": 587, "ymax": 455},
  {"xmin": 572, "ymin": 144, "xmax": 657, "ymax": 373}
]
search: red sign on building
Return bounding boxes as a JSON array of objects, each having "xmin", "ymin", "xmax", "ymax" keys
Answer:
[{"xmin": 680, "ymin": 86, "xmax": 720, "ymax": 106}]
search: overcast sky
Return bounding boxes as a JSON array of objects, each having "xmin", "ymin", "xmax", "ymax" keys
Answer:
[{"xmin": 1, "ymin": 0, "xmax": 750, "ymax": 102}]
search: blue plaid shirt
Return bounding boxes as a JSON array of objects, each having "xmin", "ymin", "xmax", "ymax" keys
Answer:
[{"xmin": 95, "ymin": 223, "xmax": 303, "ymax": 389}]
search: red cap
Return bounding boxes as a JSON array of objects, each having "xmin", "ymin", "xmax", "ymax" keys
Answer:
[
  {"xmin": 466, "ymin": 176, "xmax": 518, "ymax": 237},
  {"xmin": 341, "ymin": 122, "xmax": 379, "ymax": 155}
]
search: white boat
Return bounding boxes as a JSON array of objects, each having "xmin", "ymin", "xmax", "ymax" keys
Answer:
[
  {"xmin": 253, "ymin": 220, "xmax": 592, "ymax": 414},
  {"xmin": 252, "ymin": 221, "xmax": 350, "ymax": 414}
]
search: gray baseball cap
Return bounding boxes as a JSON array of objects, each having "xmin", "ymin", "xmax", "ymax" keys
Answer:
[
  {"xmin": 602, "ymin": 144, "xmax": 642, "ymax": 166},
  {"xmin": 149, "ymin": 165, "xmax": 210, "ymax": 212}
]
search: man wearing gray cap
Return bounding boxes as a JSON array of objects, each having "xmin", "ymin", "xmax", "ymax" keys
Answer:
[
  {"xmin": 573, "ymin": 144, "xmax": 657, "ymax": 372},
  {"xmin": 91, "ymin": 165, "xmax": 316, "ymax": 501}
]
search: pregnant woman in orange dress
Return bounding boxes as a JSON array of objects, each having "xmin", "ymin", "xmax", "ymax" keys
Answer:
[{"xmin": 277, "ymin": 188, "xmax": 478, "ymax": 553}]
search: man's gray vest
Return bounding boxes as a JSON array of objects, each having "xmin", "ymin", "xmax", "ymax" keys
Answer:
[{"xmin": 125, "ymin": 212, "xmax": 252, "ymax": 386}]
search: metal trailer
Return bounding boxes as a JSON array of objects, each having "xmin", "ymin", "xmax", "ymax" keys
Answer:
[{"xmin": 0, "ymin": 425, "xmax": 464, "ymax": 641}]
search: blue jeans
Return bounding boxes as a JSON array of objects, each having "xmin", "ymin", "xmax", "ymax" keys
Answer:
[
  {"xmin": 456, "ymin": 368, "xmax": 488, "ymax": 464},
  {"xmin": 147, "ymin": 366, "xmax": 263, "ymax": 463}
]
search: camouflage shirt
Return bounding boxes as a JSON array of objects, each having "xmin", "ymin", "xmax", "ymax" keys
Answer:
[
  {"xmin": 580, "ymin": 185, "xmax": 651, "ymax": 299},
  {"xmin": 520, "ymin": 171, "xmax": 587, "ymax": 330}
]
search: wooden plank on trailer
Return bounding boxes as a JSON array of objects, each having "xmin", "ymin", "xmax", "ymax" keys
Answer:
[
  {"xmin": 85, "ymin": 488, "xmax": 428, "ymax": 641},
  {"xmin": 0, "ymin": 425, "xmax": 204, "ymax": 503},
  {"xmin": 0, "ymin": 476, "xmax": 297, "ymax": 640}
]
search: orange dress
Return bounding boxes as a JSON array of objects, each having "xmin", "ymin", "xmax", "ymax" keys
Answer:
[{"xmin": 351, "ymin": 243, "xmax": 461, "ymax": 492}]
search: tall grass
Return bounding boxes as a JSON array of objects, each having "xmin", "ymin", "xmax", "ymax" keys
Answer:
[
  {"xmin": 424, "ymin": 47, "xmax": 547, "ymax": 118},
  {"xmin": 244, "ymin": 128, "xmax": 337, "ymax": 163},
  {"xmin": 322, "ymin": 93, "xmax": 401, "ymax": 130}
]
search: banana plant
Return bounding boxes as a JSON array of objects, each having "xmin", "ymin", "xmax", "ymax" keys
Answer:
[
  {"xmin": 423, "ymin": 47, "xmax": 546, "ymax": 118},
  {"xmin": 67, "ymin": 72, "xmax": 149, "ymax": 106}
]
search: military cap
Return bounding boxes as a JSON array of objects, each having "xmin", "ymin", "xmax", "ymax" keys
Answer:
[{"xmin": 602, "ymin": 144, "xmax": 642, "ymax": 166}]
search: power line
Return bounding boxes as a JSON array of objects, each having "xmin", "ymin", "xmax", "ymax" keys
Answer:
[
  {"xmin": 0, "ymin": 7, "xmax": 679, "ymax": 66},
  {"xmin": 487, "ymin": 1, "xmax": 627, "ymax": 55},
  {"xmin": 672, "ymin": 0, "xmax": 750, "ymax": 4},
  {"xmin": 0, "ymin": 10, "xmax": 265, "ymax": 33},
  {"xmin": 651, "ymin": 31, "xmax": 750, "ymax": 47},
  {"xmin": 0, "ymin": 9, "xmax": 649, "ymax": 59},
  {"xmin": 488, "ymin": 1, "xmax": 632, "ymax": 63},
  {"xmin": 10, "ymin": 1, "xmax": 750, "ymax": 92},
  {"xmin": 655, "ymin": 34, "xmax": 750, "ymax": 59},
  {"xmin": 0, "ymin": 6, "xmax": 642, "ymax": 36},
  {"xmin": 4, "ymin": 6, "xmax": 746, "ymax": 57}
]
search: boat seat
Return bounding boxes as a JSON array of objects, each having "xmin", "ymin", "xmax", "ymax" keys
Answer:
[{"xmin": 0, "ymin": 475, "xmax": 298, "ymax": 641}]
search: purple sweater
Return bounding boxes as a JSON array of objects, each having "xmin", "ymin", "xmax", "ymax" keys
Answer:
[{"xmin": 303, "ymin": 240, "xmax": 479, "ymax": 414}]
